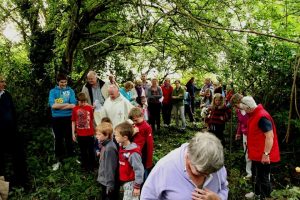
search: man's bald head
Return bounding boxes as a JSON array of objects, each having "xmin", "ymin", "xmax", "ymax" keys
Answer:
[{"xmin": 108, "ymin": 85, "xmax": 119, "ymax": 100}]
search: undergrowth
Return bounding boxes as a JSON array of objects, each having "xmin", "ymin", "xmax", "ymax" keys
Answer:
[{"xmin": 7, "ymin": 122, "xmax": 300, "ymax": 200}]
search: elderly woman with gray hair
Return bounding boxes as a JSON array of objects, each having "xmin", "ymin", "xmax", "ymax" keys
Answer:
[{"xmin": 141, "ymin": 132, "xmax": 228, "ymax": 200}]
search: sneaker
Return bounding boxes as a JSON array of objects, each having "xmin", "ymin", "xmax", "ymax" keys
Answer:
[
  {"xmin": 245, "ymin": 192, "xmax": 255, "ymax": 199},
  {"xmin": 76, "ymin": 159, "xmax": 81, "ymax": 164},
  {"xmin": 52, "ymin": 162, "xmax": 61, "ymax": 171},
  {"xmin": 244, "ymin": 174, "xmax": 252, "ymax": 180}
]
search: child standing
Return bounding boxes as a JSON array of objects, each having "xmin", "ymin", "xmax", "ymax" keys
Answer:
[
  {"xmin": 207, "ymin": 93, "xmax": 231, "ymax": 145},
  {"xmin": 114, "ymin": 121, "xmax": 144, "ymax": 200},
  {"xmin": 95, "ymin": 122, "xmax": 119, "ymax": 200},
  {"xmin": 231, "ymin": 93, "xmax": 252, "ymax": 179},
  {"xmin": 128, "ymin": 107, "xmax": 154, "ymax": 180},
  {"xmin": 71, "ymin": 92, "xmax": 95, "ymax": 171},
  {"xmin": 95, "ymin": 117, "xmax": 113, "ymax": 158},
  {"xmin": 201, "ymin": 88, "xmax": 213, "ymax": 127}
]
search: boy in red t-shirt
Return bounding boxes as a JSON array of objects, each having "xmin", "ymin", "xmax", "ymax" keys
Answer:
[
  {"xmin": 128, "ymin": 107, "xmax": 154, "ymax": 180},
  {"xmin": 72, "ymin": 92, "xmax": 95, "ymax": 171}
]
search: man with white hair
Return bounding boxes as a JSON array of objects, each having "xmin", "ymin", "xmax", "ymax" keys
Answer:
[
  {"xmin": 141, "ymin": 132, "xmax": 228, "ymax": 200},
  {"xmin": 97, "ymin": 85, "xmax": 134, "ymax": 128},
  {"xmin": 238, "ymin": 96, "xmax": 280, "ymax": 199},
  {"xmin": 82, "ymin": 71, "xmax": 106, "ymax": 108}
]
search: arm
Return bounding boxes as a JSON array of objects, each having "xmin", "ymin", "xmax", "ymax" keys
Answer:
[
  {"xmin": 235, "ymin": 111, "xmax": 242, "ymax": 140},
  {"xmin": 216, "ymin": 167, "xmax": 229, "ymax": 200},
  {"xmin": 50, "ymin": 88, "xmax": 77, "ymax": 110},
  {"xmin": 178, "ymin": 87, "xmax": 185, "ymax": 100},
  {"xmin": 172, "ymin": 89, "xmax": 180, "ymax": 99},
  {"xmin": 151, "ymin": 87, "xmax": 163, "ymax": 99},
  {"xmin": 104, "ymin": 146, "xmax": 119, "ymax": 193},
  {"xmin": 262, "ymin": 130, "xmax": 273, "ymax": 164},
  {"xmin": 144, "ymin": 126, "xmax": 154, "ymax": 169},
  {"xmin": 258, "ymin": 117, "xmax": 273, "ymax": 164},
  {"xmin": 146, "ymin": 88, "xmax": 154, "ymax": 101},
  {"xmin": 129, "ymin": 152, "xmax": 144, "ymax": 196},
  {"xmin": 71, "ymin": 121, "xmax": 76, "ymax": 142},
  {"xmin": 52, "ymin": 103, "xmax": 75, "ymax": 110},
  {"xmin": 141, "ymin": 164, "xmax": 165, "ymax": 200}
]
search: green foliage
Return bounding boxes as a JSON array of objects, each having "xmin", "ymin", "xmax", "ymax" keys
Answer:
[
  {"xmin": 271, "ymin": 186, "xmax": 300, "ymax": 200},
  {"xmin": 1, "ymin": 1, "xmax": 300, "ymax": 198}
]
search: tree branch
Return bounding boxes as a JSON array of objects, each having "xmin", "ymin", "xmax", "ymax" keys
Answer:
[{"xmin": 176, "ymin": 4, "xmax": 300, "ymax": 45}]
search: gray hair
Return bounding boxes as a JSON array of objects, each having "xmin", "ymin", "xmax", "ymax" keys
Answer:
[
  {"xmin": 188, "ymin": 132, "xmax": 224, "ymax": 174},
  {"xmin": 241, "ymin": 96, "xmax": 257, "ymax": 109},
  {"xmin": 87, "ymin": 70, "xmax": 97, "ymax": 78}
]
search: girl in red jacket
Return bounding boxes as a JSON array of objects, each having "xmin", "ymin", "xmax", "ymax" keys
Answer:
[{"xmin": 207, "ymin": 93, "xmax": 231, "ymax": 145}]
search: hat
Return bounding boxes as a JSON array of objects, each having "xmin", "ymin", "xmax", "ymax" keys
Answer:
[{"xmin": 240, "ymin": 96, "xmax": 257, "ymax": 109}]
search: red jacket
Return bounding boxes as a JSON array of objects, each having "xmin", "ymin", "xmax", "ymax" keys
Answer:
[
  {"xmin": 133, "ymin": 121, "xmax": 154, "ymax": 169},
  {"xmin": 161, "ymin": 84, "xmax": 173, "ymax": 104},
  {"xmin": 247, "ymin": 104, "xmax": 280, "ymax": 162},
  {"xmin": 208, "ymin": 105, "xmax": 231, "ymax": 125},
  {"xmin": 119, "ymin": 147, "xmax": 141, "ymax": 182}
]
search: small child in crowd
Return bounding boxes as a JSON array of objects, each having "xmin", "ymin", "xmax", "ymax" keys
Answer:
[
  {"xmin": 128, "ymin": 107, "xmax": 154, "ymax": 180},
  {"xmin": 95, "ymin": 117, "xmax": 112, "ymax": 158},
  {"xmin": 201, "ymin": 88, "xmax": 213, "ymax": 127},
  {"xmin": 140, "ymin": 96, "xmax": 149, "ymax": 121},
  {"xmin": 114, "ymin": 121, "xmax": 144, "ymax": 200},
  {"xmin": 207, "ymin": 93, "xmax": 231, "ymax": 145},
  {"xmin": 95, "ymin": 122, "xmax": 119, "ymax": 200},
  {"xmin": 71, "ymin": 92, "xmax": 95, "ymax": 171}
]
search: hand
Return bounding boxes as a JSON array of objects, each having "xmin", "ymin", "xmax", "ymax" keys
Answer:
[
  {"xmin": 106, "ymin": 187, "xmax": 114, "ymax": 195},
  {"xmin": 261, "ymin": 154, "xmax": 270, "ymax": 164},
  {"xmin": 235, "ymin": 135, "xmax": 241, "ymax": 140},
  {"xmin": 132, "ymin": 188, "xmax": 140, "ymax": 197},
  {"xmin": 72, "ymin": 134, "xmax": 77, "ymax": 142},
  {"xmin": 192, "ymin": 188, "xmax": 221, "ymax": 200},
  {"xmin": 133, "ymin": 126, "xmax": 139, "ymax": 135}
]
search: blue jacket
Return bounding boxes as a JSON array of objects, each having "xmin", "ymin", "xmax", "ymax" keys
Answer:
[{"xmin": 49, "ymin": 86, "xmax": 77, "ymax": 117}]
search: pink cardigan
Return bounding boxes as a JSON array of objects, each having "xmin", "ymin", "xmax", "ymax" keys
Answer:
[{"xmin": 236, "ymin": 109, "xmax": 249, "ymax": 136}]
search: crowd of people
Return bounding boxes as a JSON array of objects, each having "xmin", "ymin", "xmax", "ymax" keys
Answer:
[{"xmin": 0, "ymin": 71, "xmax": 281, "ymax": 200}]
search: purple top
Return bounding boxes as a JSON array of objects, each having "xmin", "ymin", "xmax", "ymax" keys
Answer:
[{"xmin": 141, "ymin": 143, "xmax": 229, "ymax": 200}]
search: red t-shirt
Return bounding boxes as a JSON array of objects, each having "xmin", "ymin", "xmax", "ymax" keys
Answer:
[{"xmin": 71, "ymin": 105, "xmax": 94, "ymax": 136}]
